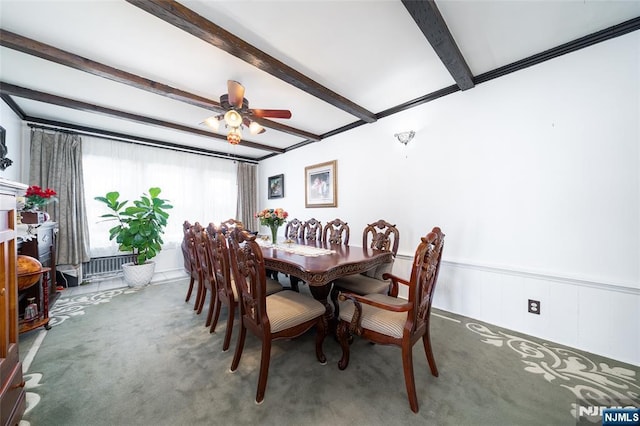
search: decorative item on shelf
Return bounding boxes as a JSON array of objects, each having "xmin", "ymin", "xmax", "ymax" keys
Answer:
[
  {"xmin": 255, "ymin": 208, "xmax": 288, "ymax": 245},
  {"xmin": 95, "ymin": 187, "xmax": 172, "ymax": 287},
  {"xmin": 22, "ymin": 185, "xmax": 57, "ymax": 212},
  {"xmin": 24, "ymin": 298, "xmax": 38, "ymax": 321}
]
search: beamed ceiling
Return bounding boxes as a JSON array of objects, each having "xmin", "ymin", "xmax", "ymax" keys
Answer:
[{"xmin": 1, "ymin": 1, "xmax": 639, "ymax": 162}]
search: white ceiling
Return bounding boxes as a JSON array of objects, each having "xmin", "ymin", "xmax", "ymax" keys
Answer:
[{"xmin": 1, "ymin": 0, "xmax": 639, "ymax": 161}]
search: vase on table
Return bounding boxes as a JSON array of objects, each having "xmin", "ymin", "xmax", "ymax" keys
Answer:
[{"xmin": 270, "ymin": 224, "xmax": 279, "ymax": 245}]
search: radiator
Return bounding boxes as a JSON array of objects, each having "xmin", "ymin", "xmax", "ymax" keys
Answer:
[{"xmin": 82, "ymin": 254, "xmax": 136, "ymax": 278}]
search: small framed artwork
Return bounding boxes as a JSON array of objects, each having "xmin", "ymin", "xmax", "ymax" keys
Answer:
[
  {"xmin": 305, "ymin": 160, "xmax": 337, "ymax": 208},
  {"xmin": 267, "ymin": 174, "xmax": 284, "ymax": 199}
]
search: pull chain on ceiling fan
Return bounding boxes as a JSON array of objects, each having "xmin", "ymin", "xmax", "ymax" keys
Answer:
[{"xmin": 203, "ymin": 80, "xmax": 292, "ymax": 145}]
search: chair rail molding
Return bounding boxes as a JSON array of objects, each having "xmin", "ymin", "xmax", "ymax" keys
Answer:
[{"xmin": 395, "ymin": 254, "xmax": 640, "ymax": 295}]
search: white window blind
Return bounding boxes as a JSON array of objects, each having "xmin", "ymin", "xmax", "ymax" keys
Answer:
[{"xmin": 82, "ymin": 136, "xmax": 237, "ymax": 257}]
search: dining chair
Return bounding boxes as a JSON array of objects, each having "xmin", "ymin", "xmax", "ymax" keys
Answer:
[
  {"xmin": 227, "ymin": 227, "xmax": 327, "ymax": 404},
  {"xmin": 284, "ymin": 218, "xmax": 303, "ymax": 240},
  {"xmin": 330, "ymin": 220, "xmax": 399, "ymax": 317},
  {"xmin": 336, "ymin": 227, "xmax": 445, "ymax": 413},
  {"xmin": 322, "ymin": 218, "xmax": 349, "ymax": 245},
  {"xmin": 184, "ymin": 222, "xmax": 206, "ymax": 312},
  {"xmin": 181, "ymin": 220, "xmax": 197, "ymax": 303},
  {"xmin": 206, "ymin": 223, "xmax": 283, "ymax": 351},
  {"xmin": 301, "ymin": 218, "xmax": 322, "ymax": 241},
  {"xmin": 193, "ymin": 225, "xmax": 217, "ymax": 326}
]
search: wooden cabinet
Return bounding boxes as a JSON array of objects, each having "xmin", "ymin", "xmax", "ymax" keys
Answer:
[{"xmin": 0, "ymin": 179, "xmax": 27, "ymax": 426}]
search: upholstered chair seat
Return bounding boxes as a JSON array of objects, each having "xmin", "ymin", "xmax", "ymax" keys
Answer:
[
  {"xmin": 339, "ymin": 293, "xmax": 407, "ymax": 338},
  {"xmin": 332, "ymin": 259, "xmax": 394, "ymax": 295},
  {"xmin": 266, "ymin": 291, "xmax": 327, "ymax": 333}
]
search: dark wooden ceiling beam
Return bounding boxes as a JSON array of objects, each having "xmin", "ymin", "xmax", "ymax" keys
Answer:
[
  {"xmin": 0, "ymin": 29, "xmax": 320, "ymax": 142},
  {"xmin": 125, "ymin": 0, "xmax": 377, "ymax": 123},
  {"xmin": 0, "ymin": 82, "xmax": 284, "ymax": 153},
  {"xmin": 401, "ymin": 0, "xmax": 474, "ymax": 90},
  {"xmin": 26, "ymin": 120, "xmax": 258, "ymax": 163}
]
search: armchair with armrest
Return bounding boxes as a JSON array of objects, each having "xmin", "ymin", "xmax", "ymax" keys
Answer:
[{"xmin": 336, "ymin": 227, "xmax": 444, "ymax": 413}]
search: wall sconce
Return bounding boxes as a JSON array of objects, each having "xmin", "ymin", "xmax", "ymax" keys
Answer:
[{"xmin": 394, "ymin": 131, "xmax": 415, "ymax": 145}]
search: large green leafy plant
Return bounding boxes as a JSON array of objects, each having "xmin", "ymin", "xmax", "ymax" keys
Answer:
[{"xmin": 95, "ymin": 187, "xmax": 173, "ymax": 265}]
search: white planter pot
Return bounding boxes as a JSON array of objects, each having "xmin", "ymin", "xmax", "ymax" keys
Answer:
[{"xmin": 122, "ymin": 261, "xmax": 156, "ymax": 288}]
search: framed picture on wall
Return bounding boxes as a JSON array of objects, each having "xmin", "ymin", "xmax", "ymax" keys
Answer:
[
  {"xmin": 267, "ymin": 174, "xmax": 284, "ymax": 199},
  {"xmin": 305, "ymin": 160, "xmax": 337, "ymax": 208}
]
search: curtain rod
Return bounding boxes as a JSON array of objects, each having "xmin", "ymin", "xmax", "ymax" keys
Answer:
[{"xmin": 26, "ymin": 122, "xmax": 258, "ymax": 164}]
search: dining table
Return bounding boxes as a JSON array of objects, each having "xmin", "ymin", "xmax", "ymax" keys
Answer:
[{"xmin": 258, "ymin": 238, "xmax": 393, "ymax": 318}]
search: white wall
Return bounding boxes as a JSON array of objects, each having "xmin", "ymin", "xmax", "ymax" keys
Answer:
[
  {"xmin": 258, "ymin": 32, "xmax": 640, "ymax": 365},
  {"xmin": 0, "ymin": 100, "xmax": 23, "ymax": 182}
]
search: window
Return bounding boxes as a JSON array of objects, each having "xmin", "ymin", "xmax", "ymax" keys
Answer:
[{"xmin": 83, "ymin": 136, "xmax": 237, "ymax": 257}]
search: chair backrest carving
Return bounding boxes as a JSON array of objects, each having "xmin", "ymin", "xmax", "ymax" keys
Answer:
[
  {"xmin": 205, "ymin": 223, "xmax": 232, "ymax": 298},
  {"xmin": 181, "ymin": 220, "xmax": 193, "ymax": 274},
  {"xmin": 186, "ymin": 222, "xmax": 204, "ymax": 277},
  {"xmin": 227, "ymin": 226, "xmax": 269, "ymax": 330},
  {"xmin": 301, "ymin": 218, "xmax": 322, "ymax": 241},
  {"xmin": 284, "ymin": 218, "xmax": 303, "ymax": 239},
  {"xmin": 193, "ymin": 223, "xmax": 213, "ymax": 287},
  {"xmin": 408, "ymin": 227, "xmax": 445, "ymax": 330},
  {"xmin": 220, "ymin": 218, "xmax": 244, "ymax": 233},
  {"xmin": 323, "ymin": 218, "xmax": 350, "ymax": 245},
  {"xmin": 362, "ymin": 220, "xmax": 399, "ymax": 256}
]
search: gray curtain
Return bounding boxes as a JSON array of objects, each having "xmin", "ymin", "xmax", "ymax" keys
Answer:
[
  {"xmin": 29, "ymin": 129, "xmax": 90, "ymax": 265},
  {"xmin": 236, "ymin": 162, "xmax": 258, "ymax": 231}
]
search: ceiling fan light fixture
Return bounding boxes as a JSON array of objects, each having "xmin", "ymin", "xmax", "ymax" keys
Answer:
[
  {"xmin": 249, "ymin": 121, "xmax": 264, "ymax": 135},
  {"xmin": 204, "ymin": 115, "xmax": 221, "ymax": 130},
  {"xmin": 227, "ymin": 127, "xmax": 242, "ymax": 145},
  {"xmin": 224, "ymin": 109, "xmax": 243, "ymax": 128}
]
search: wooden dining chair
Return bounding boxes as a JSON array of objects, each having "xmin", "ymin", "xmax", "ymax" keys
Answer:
[
  {"xmin": 193, "ymin": 225, "xmax": 217, "ymax": 326},
  {"xmin": 284, "ymin": 218, "xmax": 303, "ymax": 240},
  {"xmin": 227, "ymin": 227, "xmax": 327, "ymax": 404},
  {"xmin": 301, "ymin": 218, "xmax": 322, "ymax": 241},
  {"xmin": 181, "ymin": 220, "xmax": 198, "ymax": 303},
  {"xmin": 206, "ymin": 223, "xmax": 283, "ymax": 351},
  {"xmin": 336, "ymin": 227, "xmax": 445, "ymax": 413},
  {"xmin": 184, "ymin": 222, "xmax": 206, "ymax": 312},
  {"xmin": 330, "ymin": 220, "xmax": 399, "ymax": 317},
  {"xmin": 322, "ymin": 218, "xmax": 350, "ymax": 245}
]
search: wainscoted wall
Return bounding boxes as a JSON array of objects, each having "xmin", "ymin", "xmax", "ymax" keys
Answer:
[
  {"xmin": 258, "ymin": 31, "xmax": 640, "ymax": 365},
  {"xmin": 393, "ymin": 255, "xmax": 639, "ymax": 365}
]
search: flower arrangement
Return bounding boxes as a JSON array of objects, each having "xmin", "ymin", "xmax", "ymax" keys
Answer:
[
  {"xmin": 23, "ymin": 185, "xmax": 57, "ymax": 211},
  {"xmin": 255, "ymin": 208, "xmax": 288, "ymax": 243},
  {"xmin": 255, "ymin": 208, "xmax": 289, "ymax": 227}
]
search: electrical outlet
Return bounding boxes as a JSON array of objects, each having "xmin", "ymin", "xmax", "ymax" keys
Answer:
[{"xmin": 528, "ymin": 299, "xmax": 541, "ymax": 315}]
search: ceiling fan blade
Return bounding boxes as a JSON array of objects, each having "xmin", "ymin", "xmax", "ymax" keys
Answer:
[
  {"xmin": 251, "ymin": 109, "xmax": 292, "ymax": 119},
  {"xmin": 227, "ymin": 80, "xmax": 245, "ymax": 108}
]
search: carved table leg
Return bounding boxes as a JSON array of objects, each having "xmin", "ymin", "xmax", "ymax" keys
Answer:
[{"xmin": 309, "ymin": 284, "xmax": 336, "ymax": 333}]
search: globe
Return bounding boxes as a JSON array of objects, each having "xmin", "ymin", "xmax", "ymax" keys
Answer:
[{"xmin": 17, "ymin": 255, "xmax": 43, "ymax": 290}]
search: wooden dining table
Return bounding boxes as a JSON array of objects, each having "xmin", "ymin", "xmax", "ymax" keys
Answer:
[{"xmin": 259, "ymin": 238, "xmax": 393, "ymax": 316}]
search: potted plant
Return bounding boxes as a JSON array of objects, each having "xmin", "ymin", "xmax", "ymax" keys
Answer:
[{"xmin": 95, "ymin": 187, "xmax": 172, "ymax": 287}]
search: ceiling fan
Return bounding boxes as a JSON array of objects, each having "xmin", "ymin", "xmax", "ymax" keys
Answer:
[{"xmin": 203, "ymin": 80, "xmax": 292, "ymax": 145}]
